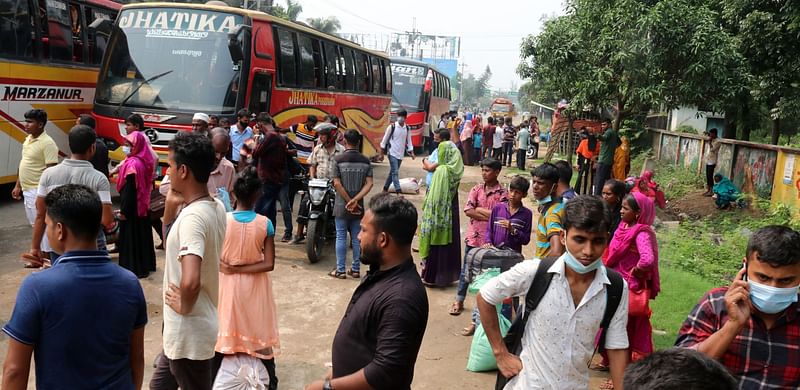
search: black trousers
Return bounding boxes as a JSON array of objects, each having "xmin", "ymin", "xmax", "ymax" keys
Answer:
[
  {"xmin": 706, "ymin": 164, "xmax": 716, "ymax": 190},
  {"xmin": 150, "ymin": 351, "xmax": 214, "ymax": 390},
  {"xmin": 594, "ymin": 162, "xmax": 612, "ymax": 196},
  {"xmin": 516, "ymin": 149, "xmax": 527, "ymax": 170},
  {"xmin": 502, "ymin": 142, "xmax": 514, "ymax": 166}
]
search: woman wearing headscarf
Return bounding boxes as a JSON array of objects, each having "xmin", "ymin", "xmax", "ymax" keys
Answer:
[
  {"xmin": 117, "ymin": 131, "xmax": 157, "ymax": 278},
  {"xmin": 632, "ymin": 170, "xmax": 666, "ymax": 209},
  {"xmin": 595, "ymin": 192, "xmax": 660, "ymax": 382},
  {"xmin": 612, "ymin": 136, "xmax": 631, "ymax": 180},
  {"xmin": 419, "ymin": 129, "xmax": 464, "ymax": 287},
  {"xmin": 460, "ymin": 113, "xmax": 475, "ymax": 166},
  {"xmin": 712, "ymin": 173, "xmax": 742, "ymax": 209}
]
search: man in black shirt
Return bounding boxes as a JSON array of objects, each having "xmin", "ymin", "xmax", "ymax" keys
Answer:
[
  {"xmin": 306, "ymin": 193, "xmax": 429, "ymax": 390},
  {"xmin": 76, "ymin": 114, "xmax": 109, "ymax": 177}
]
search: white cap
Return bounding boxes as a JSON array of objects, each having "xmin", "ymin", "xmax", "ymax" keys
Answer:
[{"xmin": 193, "ymin": 112, "xmax": 210, "ymax": 123}]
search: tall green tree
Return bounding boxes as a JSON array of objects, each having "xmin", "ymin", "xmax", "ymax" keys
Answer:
[
  {"xmin": 306, "ymin": 16, "xmax": 341, "ymax": 36},
  {"xmin": 519, "ymin": 0, "xmax": 747, "ymax": 131},
  {"xmin": 722, "ymin": 0, "xmax": 800, "ymax": 144}
]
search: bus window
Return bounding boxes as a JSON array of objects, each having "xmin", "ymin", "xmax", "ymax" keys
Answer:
[
  {"xmin": 310, "ymin": 38, "xmax": 323, "ymax": 88},
  {"xmin": 68, "ymin": 3, "xmax": 83, "ymax": 62},
  {"xmin": 355, "ymin": 52, "xmax": 369, "ymax": 92},
  {"xmin": 322, "ymin": 41, "xmax": 341, "ymax": 90},
  {"xmin": 85, "ymin": 6, "xmax": 113, "ymax": 64},
  {"xmin": 445, "ymin": 76, "xmax": 451, "ymax": 99},
  {"xmin": 382, "ymin": 59, "xmax": 392, "ymax": 94},
  {"xmin": 276, "ymin": 28, "xmax": 296, "ymax": 86},
  {"xmin": 432, "ymin": 73, "xmax": 439, "ymax": 97},
  {"xmin": 297, "ymin": 34, "xmax": 316, "ymax": 88},
  {"xmin": 341, "ymin": 47, "xmax": 355, "ymax": 91},
  {"xmin": 248, "ymin": 72, "xmax": 272, "ymax": 116},
  {"xmin": 40, "ymin": 0, "xmax": 74, "ymax": 62},
  {"xmin": 370, "ymin": 56, "xmax": 381, "ymax": 94},
  {"xmin": 0, "ymin": 0, "xmax": 34, "ymax": 57}
]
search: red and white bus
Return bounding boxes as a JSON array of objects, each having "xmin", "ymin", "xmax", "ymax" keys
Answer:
[
  {"xmin": 91, "ymin": 2, "xmax": 392, "ymax": 178},
  {"xmin": 390, "ymin": 57, "xmax": 451, "ymax": 149},
  {"xmin": 0, "ymin": 0, "xmax": 120, "ymax": 184}
]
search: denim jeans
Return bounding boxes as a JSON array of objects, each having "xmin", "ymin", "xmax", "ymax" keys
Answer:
[
  {"xmin": 278, "ymin": 181, "xmax": 293, "ymax": 237},
  {"xmin": 455, "ymin": 245, "xmax": 475, "ymax": 303},
  {"xmin": 383, "ymin": 155, "xmax": 403, "ymax": 192},
  {"xmin": 335, "ymin": 217, "xmax": 361, "ymax": 273},
  {"xmin": 502, "ymin": 142, "xmax": 514, "ymax": 166},
  {"xmin": 516, "ymin": 148, "xmax": 527, "ymax": 170},
  {"xmin": 255, "ymin": 182, "xmax": 282, "ymax": 228}
]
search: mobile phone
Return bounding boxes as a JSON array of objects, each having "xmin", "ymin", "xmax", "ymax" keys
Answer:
[{"xmin": 742, "ymin": 262, "xmax": 748, "ymax": 281}]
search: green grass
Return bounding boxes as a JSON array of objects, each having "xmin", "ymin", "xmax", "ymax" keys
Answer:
[{"xmin": 650, "ymin": 260, "xmax": 716, "ymax": 349}]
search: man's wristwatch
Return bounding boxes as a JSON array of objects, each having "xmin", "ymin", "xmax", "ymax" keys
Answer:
[{"xmin": 323, "ymin": 378, "xmax": 334, "ymax": 390}]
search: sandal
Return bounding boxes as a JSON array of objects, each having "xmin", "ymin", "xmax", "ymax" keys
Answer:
[
  {"xmin": 328, "ymin": 270, "xmax": 346, "ymax": 279},
  {"xmin": 590, "ymin": 362, "xmax": 610, "ymax": 371},
  {"xmin": 449, "ymin": 301, "xmax": 464, "ymax": 316},
  {"xmin": 347, "ymin": 269, "xmax": 360, "ymax": 279},
  {"xmin": 460, "ymin": 323, "xmax": 476, "ymax": 337},
  {"xmin": 598, "ymin": 379, "xmax": 615, "ymax": 389}
]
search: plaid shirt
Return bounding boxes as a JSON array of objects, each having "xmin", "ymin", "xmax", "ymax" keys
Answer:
[
  {"xmin": 675, "ymin": 287, "xmax": 800, "ymax": 389},
  {"xmin": 308, "ymin": 143, "xmax": 344, "ymax": 179}
]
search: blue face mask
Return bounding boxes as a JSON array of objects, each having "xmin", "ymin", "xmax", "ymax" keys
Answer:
[
  {"xmin": 749, "ymin": 280, "xmax": 799, "ymax": 314},
  {"xmin": 563, "ymin": 247, "xmax": 603, "ymax": 274},
  {"xmin": 535, "ymin": 195, "xmax": 552, "ymax": 207}
]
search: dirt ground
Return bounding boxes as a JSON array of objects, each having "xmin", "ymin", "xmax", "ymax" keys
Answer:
[{"xmin": 0, "ymin": 156, "xmax": 612, "ymax": 389}]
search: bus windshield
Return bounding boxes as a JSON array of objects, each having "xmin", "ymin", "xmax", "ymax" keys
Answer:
[
  {"xmin": 491, "ymin": 103, "xmax": 511, "ymax": 112},
  {"xmin": 391, "ymin": 64, "xmax": 426, "ymax": 112},
  {"xmin": 95, "ymin": 8, "xmax": 244, "ymax": 113}
]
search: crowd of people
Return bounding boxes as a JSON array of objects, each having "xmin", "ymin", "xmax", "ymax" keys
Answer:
[{"xmin": 2, "ymin": 107, "xmax": 799, "ymax": 390}]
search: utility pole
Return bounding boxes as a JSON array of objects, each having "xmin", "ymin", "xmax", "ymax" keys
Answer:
[
  {"xmin": 458, "ymin": 61, "xmax": 467, "ymax": 105},
  {"xmin": 407, "ymin": 18, "xmax": 420, "ymax": 59}
]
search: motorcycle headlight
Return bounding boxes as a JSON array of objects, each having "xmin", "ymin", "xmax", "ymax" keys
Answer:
[{"xmin": 309, "ymin": 187, "xmax": 326, "ymax": 205}]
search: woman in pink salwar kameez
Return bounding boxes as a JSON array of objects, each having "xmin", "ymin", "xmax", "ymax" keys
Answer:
[{"xmin": 596, "ymin": 191, "xmax": 660, "ymax": 388}]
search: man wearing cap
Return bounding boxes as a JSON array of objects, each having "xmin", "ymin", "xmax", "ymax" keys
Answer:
[
  {"xmin": 380, "ymin": 109, "xmax": 414, "ymax": 194},
  {"xmin": 192, "ymin": 113, "xmax": 210, "ymax": 137}
]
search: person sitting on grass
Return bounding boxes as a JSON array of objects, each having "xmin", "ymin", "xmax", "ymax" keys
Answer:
[
  {"xmin": 711, "ymin": 173, "xmax": 744, "ymax": 210},
  {"xmin": 675, "ymin": 225, "xmax": 800, "ymax": 388}
]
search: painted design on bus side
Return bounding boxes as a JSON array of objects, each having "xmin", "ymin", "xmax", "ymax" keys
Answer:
[
  {"xmin": 118, "ymin": 9, "xmax": 240, "ymax": 34},
  {"xmin": 272, "ymin": 107, "xmax": 389, "ymax": 155},
  {"xmin": 3, "ymin": 87, "xmax": 83, "ymax": 102},
  {"xmin": 288, "ymin": 91, "xmax": 336, "ymax": 106}
]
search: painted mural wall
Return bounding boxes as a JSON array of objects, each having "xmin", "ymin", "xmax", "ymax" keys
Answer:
[
  {"xmin": 716, "ymin": 143, "xmax": 734, "ymax": 179},
  {"xmin": 679, "ymin": 137, "xmax": 702, "ymax": 172},
  {"xmin": 731, "ymin": 146, "xmax": 777, "ymax": 199},
  {"xmin": 660, "ymin": 134, "xmax": 680, "ymax": 164},
  {"xmin": 771, "ymin": 151, "xmax": 800, "ymax": 211}
]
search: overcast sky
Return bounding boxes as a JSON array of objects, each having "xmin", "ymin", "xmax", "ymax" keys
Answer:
[{"xmin": 286, "ymin": 0, "xmax": 566, "ymax": 91}]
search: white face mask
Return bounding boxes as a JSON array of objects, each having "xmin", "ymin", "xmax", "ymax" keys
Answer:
[{"xmin": 122, "ymin": 145, "xmax": 131, "ymax": 155}]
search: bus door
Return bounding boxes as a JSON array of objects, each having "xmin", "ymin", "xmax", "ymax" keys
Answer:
[{"xmin": 248, "ymin": 71, "xmax": 272, "ymax": 117}]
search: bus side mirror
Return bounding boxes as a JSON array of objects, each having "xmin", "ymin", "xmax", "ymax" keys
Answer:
[
  {"xmin": 228, "ymin": 25, "xmax": 250, "ymax": 64},
  {"xmin": 88, "ymin": 18, "xmax": 113, "ymax": 34}
]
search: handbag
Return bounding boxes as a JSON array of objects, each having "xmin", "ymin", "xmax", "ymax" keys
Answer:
[{"xmin": 628, "ymin": 287, "xmax": 651, "ymax": 317}]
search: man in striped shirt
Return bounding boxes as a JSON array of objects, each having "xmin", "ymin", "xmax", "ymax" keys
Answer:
[{"xmin": 288, "ymin": 115, "xmax": 319, "ymax": 166}]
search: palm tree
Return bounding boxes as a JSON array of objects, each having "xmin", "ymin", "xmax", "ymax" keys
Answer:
[
  {"xmin": 285, "ymin": 0, "xmax": 302, "ymax": 21},
  {"xmin": 306, "ymin": 16, "xmax": 341, "ymax": 36}
]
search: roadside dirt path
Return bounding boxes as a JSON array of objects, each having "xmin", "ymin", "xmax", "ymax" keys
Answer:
[{"xmin": 0, "ymin": 155, "xmax": 612, "ymax": 389}]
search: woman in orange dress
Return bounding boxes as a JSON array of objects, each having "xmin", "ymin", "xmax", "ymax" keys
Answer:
[{"xmin": 215, "ymin": 167, "xmax": 280, "ymax": 389}]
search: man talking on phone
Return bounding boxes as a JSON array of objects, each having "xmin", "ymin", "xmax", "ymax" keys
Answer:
[{"xmin": 676, "ymin": 225, "xmax": 800, "ymax": 388}]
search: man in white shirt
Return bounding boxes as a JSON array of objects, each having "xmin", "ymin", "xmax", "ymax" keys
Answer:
[
  {"xmin": 380, "ymin": 109, "xmax": 414, "ymax": 194},
  {"xmin": 492, "ymin": 117, "xmax": 504, "ymax": 160},
  {"xmin": 150, "ymin": 132, "xmax": 226, "ymax": 390},
  {"xmin": 703, "ymin": 128, "xmax": 722, "ymax": 196},
  {"xmin": 478, "ymin": 195, "xmax": 629, "ymax": 389}
]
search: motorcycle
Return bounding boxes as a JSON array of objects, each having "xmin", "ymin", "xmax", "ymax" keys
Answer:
[{"xmin": 303, "ymin": 178, "xmax": 336, "ymax": 263}]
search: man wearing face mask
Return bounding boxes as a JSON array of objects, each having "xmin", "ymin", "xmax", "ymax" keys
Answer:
[
  {"xmin": 531, "ymin": 163, "xmax": 565, "ymax": 258},
  {"xmin": 477, "ymin": 196, "xmax": 629, "ymax": 389},
  {"xmin": 676, "ymin": 225, "xmax": 800, "ymax": 388}
]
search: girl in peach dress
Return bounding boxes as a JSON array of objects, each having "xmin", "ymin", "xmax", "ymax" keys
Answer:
[{"xmin": 216, "ymin": 167, "xmax": 279, "ymax": 389}]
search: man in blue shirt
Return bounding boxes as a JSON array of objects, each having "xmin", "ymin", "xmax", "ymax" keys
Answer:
[
  {"xmin": 230, "ymin": 109, "xmax": 253, "ymax": 168},
  {"xmin": 2, "ymin": 184, "xmax": 147, "ymax": 390}
]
